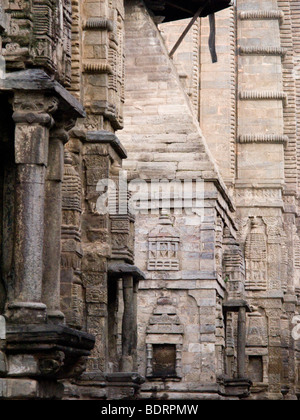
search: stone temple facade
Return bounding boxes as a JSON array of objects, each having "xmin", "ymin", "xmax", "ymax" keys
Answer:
[{"xmin": 0, "ymin": 0, "xmax": 300, "ymax": 400}]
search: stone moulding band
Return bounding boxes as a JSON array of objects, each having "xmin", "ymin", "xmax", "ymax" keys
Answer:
[
  {"xmin": 7, "ymin": 302, "xmax": 47, "ymax": 310},
  {"xmin": 238, "ymin": 134, "xmax": 289, "ymax": 145},
  {"xmin": 239, "ymin": 46, "xmax": 288, "ymax": 57},
  {"xmin": 83, "ymin": 63, "xmax": 113, "ymax": 74},
  {"xmin": 239, "ymin": 10, "xmax": 284, "ymax": 24},
  {"xmin": 239, "ymin": 91, "xmax": 288, "ymax": 106},
  {"xmin": 83, "ymin": 18, "xmax": 114, "ymax": 31}
]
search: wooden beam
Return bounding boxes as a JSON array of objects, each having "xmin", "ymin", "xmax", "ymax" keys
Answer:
[{"xmin": 169, "ymin": 3, "xmax": 208, "ymax": 58}]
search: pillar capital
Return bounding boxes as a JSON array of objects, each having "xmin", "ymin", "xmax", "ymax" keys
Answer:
[
  {"xmin": 12, "ymin": 112, "xmax": 54, "ymax": 127},
  {"xmin": 13, "ymin": 92, "xmax": 59, "ymax": 115}
]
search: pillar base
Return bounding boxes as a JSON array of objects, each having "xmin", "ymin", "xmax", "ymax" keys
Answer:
[
  {"xmin": 121, "ymin": 356, "xmax": 133, "ymax": 373},
  {"xmin": 0, "ymin": 378, "xmax": 64, "ymax": 400},
  {"xmin": 221, "ymin": 377, "xmax": 252, "ymax": 398},
  {"xmin": 47, "ymin": 310, "xmax": 66, "ymax": 325},
  {"xmin": 6, "ymin": 302, "xmax": 47, "ymax": 324},
  {"xmin": 0, "ymin": 323, "xmax": 95, "ymax": 399}
]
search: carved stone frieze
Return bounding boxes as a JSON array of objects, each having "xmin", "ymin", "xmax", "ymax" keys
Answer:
[{"xmin": 3, "ymin": 0, "xmax": 72, "ymax": 85}]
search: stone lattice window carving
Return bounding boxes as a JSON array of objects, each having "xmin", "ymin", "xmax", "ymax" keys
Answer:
[{"xmin": 148, "ymin": 212, "xmax": 180, "ymax": 271}]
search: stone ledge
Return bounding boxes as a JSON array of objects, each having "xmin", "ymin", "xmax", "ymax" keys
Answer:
[
  {"xmin": 6, "ymin": 324, "xmax": 95, "ymax": 356},
  {"xmin": 0, "ymin": 69, "xmax": 86, "ymax": 119},
  {"xmin": 223, "ymin": 300, "xmax": 251, "ymax": 313},
  {"xmin": 86, "ymin": 130, "xmax": 128, "ymax": 159},
  {"xmin": 108, "ymin": 263, "xmax": 146, "ymax": 280},
  {"xmin": 106, "ymin": 372, "xmax": 145, "ymax": 385},
  {"xmin": 0, "ymin": 378, "xmax": 64, "ymax": 400}
]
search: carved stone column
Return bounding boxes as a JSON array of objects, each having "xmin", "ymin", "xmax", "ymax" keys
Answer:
[
  {"xmin": 121, "ymin": 275, "xmax": 134, "ymax": 372},
  {"xmin": 7, "ymin": 92, "xmax": 56, "ymax": 324},
  {"xmin": 42, "ymin": 124, "xmax": 69, "ymax": 324},
  {"xmin": 222, "ymin": 301, "xmax": 252, "ymax": 397}
]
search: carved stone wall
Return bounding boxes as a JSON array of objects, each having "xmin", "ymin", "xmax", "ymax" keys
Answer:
[
  {"xmin": 1, "ymin": 0, "xmax": 300, "ymax": 401},
  {"xmin": 3, "ymin": 0, "xmax": 72, "ymax": 85}
]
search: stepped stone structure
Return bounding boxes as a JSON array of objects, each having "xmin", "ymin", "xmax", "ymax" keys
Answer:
[{"xmin": 0, "ymin": 0, "xmax": 300, "ymax": 400}]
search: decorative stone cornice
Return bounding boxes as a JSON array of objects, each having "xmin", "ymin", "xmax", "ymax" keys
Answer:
[
  {"xmin": 239, "ymin": 91, "xmax": 288, "ymax": 106},
  {"xmin": 238, "ymin": 134, "xmax": 289, "ymax": 145},
  {"xmin": 239, "ymin": 10, "xmax": 284, "ymax": 24},
  {"xmin": 239, "ymin": 46, "xmax": 287, "ymax": 57}
]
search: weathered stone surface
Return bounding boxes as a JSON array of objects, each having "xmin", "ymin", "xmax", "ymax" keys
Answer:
[{"xmin": 1, "ymin": 0, "xmax": 300, "ymax": 402}]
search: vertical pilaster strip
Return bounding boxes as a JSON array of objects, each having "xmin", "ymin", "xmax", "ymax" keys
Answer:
[
  {"xmin": 70, "ymin": 0, "xmax": 82, "ymax": 101},
  {"xmin": 230, "ymin": 5, "xmax": 237, "ymax": 183},
  {"xmin": 278, "ymin": 0, "xmax": 298, "ymax": 195},
  {"xmin": 290, "ymin": 0, "xmax": 300, "ymax": 201}
]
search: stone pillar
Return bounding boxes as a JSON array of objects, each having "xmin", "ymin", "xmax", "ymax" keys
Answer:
[
  {"xmin": 121, "ymin": 275, "xmax": 134, "ymax": 372},
  {"xmin": 132, "ymin": 280, "xmax": 138, "ymax": 371},
  {"xmin": 237, "ymin": 306, "xmax": 246, "ymax": 378},
  {"xmin": 42, "ymin": 125, "xmax": 69, "ymax": 324},
  {"xmin": 7, "ymin": 93, "xmax": 56, "ymax": 324}
]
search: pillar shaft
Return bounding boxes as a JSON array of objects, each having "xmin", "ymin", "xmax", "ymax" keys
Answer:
[
  {"xmin": 237, "ymin": 306, "xmax": 247, "ymax": 378},
  {"xmin": 42, "ymin": 129, "xmax": 68, "ymax": 323},
  {"xmin": 8, "ymin": 94, "xmax": 55, "ymax": 323},
  {"xmin": 132, "ymin": 280, "xmax": 138, "ymax": 371},
  {"xmin": 121, "ymin": 275, "xmax": 134, "ymax": 372}
]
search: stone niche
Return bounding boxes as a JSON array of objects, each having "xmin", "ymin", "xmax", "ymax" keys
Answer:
[
  {"xmin": 152, "ymin": 344, "xmax": 177, "ymax": 377},
  {"xmin": 145, "ymin": 297, "xmax": 183, "ymax": 379},
  {"xmin": 245, "ymin": 308, "xmax": 268, "ymax": 386},
  {"xmin": 244, "ymin": 217, "xmax": 268, "ymax": 291}
]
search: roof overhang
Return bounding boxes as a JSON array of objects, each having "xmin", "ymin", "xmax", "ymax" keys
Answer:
[{"xmin": 145, "ymin": 0, "xmax": 232, "ymax": 22}]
